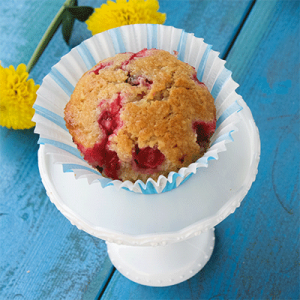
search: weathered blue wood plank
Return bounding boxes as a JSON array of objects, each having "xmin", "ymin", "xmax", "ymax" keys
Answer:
[
  {"xmin": 0, "ymin": 130, "xmax": 112, "ymax": 300},
  {"xmin": 0, "ymin": 1, "xmax": 113, "ymax": 299},
  {"xmin": 101, "ymin": 0, "xmax": 300, "ymax": 299},
  {"xmin": 160, "ymin": 0, "xmax": 255, "ymax": 58},
  {"xmin": 0, "ymin": 0, "xmax": 65, "ymax": 68}
]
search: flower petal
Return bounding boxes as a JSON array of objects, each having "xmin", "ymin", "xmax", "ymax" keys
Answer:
[
  {"xmin": 0, "ymin": 62, "xmax": 39, "ymax": 129},
  {"xmin": 86, "ymin": 0, "xmax": 166, "ymax": 35}
]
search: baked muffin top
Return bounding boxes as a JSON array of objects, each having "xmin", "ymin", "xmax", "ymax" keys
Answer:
[{"xmin": 64, "ymin": 48, "xmax": 216, "ymax": 182}]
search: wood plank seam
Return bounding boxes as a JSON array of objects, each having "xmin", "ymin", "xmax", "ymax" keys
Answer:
[
  {"xmin": 97, "ymin": 267, "xmax": 116, "ymax": 300},
  {"xmin": 222, "ymin": 0, "xmax": 257, "ymax": 60}
]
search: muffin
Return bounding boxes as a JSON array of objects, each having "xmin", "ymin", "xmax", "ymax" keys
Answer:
[{"xmin": 64, "ymin": 48, "xmax": 216, "ymax": 182}]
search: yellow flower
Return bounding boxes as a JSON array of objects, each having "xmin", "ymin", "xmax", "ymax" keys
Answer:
[
  {"xmin": 0, "ymin": 63, "xmax": 39, "ymax": 130},
  {"xmin": 86, "ymin": 0, "xmax": 166, "ymax": 35}
]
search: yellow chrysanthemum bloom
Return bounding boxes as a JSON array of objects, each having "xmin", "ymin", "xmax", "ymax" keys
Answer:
[
  {"xmin": 0, "ymin": 63, "xmax": 39, "ymax": 130},
  {"xmin": 86, "ymin": 0, "xmax": 166, "ymax": 35}
]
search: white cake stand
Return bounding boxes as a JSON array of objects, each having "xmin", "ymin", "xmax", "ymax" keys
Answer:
[{"xmin": 38, "ymin": 98, "xmax": 260, "ymax": 287}]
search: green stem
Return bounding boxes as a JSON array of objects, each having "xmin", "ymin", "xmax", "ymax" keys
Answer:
[{"xmin": 26, "ymin": 0, "xmax": 76, "ymax": 73}]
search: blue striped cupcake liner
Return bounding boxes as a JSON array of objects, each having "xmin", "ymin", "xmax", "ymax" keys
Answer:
[{"xmin": 33, "ymin": 24, "xmax": 243, "ymax": 194}]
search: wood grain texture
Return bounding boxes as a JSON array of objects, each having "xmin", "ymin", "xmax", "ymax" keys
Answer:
[
  {"xmin": 0, "ymin": 130, "xmax": 111, "ymax": 300},
  {"xmin": 1, "ymin": 0, "xmax": 299, "ymax": 299},
  {"xmin": 160, "ymin": 0, "xmax": 254, "ymax": 58},
  {"xmin": 0, "ymin": 1, "xmax": 111, "ymax": 299},
  {"xmin": 0, "ymin": 0, "xmax": 63, "ymax": 67},
  {"xmin": 101, "ymin": 0, "xmax": 300, "ymax": 299}
]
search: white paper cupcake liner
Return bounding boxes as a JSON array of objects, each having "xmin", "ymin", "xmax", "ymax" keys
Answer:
[{"xmin": 33, "ymin": 24, "xmax": 243, "ymax": 194}]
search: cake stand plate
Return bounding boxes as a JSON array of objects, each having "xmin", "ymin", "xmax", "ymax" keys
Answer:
[{"xmin": 37, "ymin": 98, "xmax": 260, "ymax": 287}]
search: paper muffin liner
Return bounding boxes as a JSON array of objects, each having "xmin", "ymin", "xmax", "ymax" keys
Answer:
[{"xmin": 33, "ymin": 24, "xmax": 243, "ymax": 194}]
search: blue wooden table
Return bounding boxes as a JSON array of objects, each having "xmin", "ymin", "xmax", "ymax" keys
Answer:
[{"xmin": 0, "ymin": 0, "xmax": 299, "ymax": 299}]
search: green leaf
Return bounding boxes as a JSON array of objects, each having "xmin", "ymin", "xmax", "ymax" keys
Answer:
[
  {"xmin": 62, "ymin": 9, "xmax": 76, "ymax": 45},
  {"xmin": 67, "ymin": 6, "xmax": 94, "ymax": 22}
]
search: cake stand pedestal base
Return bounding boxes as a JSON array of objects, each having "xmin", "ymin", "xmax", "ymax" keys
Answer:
[{"xmin": 106, "ymin": 228, "xmax": 215, "ymax": 287}]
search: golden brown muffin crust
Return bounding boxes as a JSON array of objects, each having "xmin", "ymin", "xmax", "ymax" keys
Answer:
[{"xmin": 64, "ymin": 49, "xmax": 216, "ymax": 182}]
